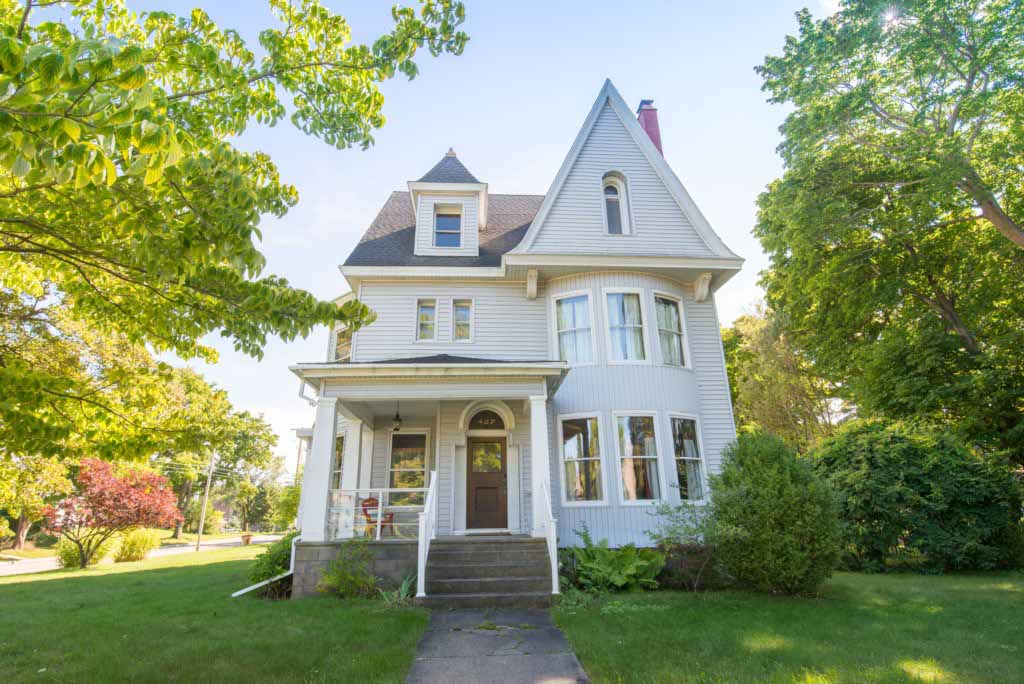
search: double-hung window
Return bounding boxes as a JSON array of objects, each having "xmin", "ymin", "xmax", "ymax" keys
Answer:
[
  {"xmin": 389, "ymin": 432, "xmax": 427, "ymax": 506},
  {"xmin": 416, "ymin": 298, "xmax": 436, "ymax": 341},
  {"xmin": 453, "ymin": 299, "xmax": 472, "ymax": 341},
  {"xmin": 607, "ymin": 292, "xmax": 646, "ymax": 361},
  {"xmin": 555, "ymin": 294, "xmax": 593, "ymax": 364},
  {"xmin": 655, "ymin": 296, "xmax": 685, "ymax": 366},
  {"xmin": 616, "ymin": 415, "xmax": 661, "ymax": 502},
  {"xmin": 334, "ymin": 326, "xmax": 352, "ymax": 362},
  {"xmin": 671, "ymin": 417, "xmax": 704, "ymax": 501},
  {"xmin": 330, "ymin": 434, "xmax": 345, "ymax": 490},
  {"xmin": 434, "ymin": 205, "xmax": 462, "ymax": 247},
  {"xmin": 560, "ymin": 416, "xmax": 603, "ymax": 503}
]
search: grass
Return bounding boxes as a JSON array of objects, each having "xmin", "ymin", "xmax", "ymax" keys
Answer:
[
  {"xmin": 554, "ymin": 572, "xmax": 1024, "ymax": 684},
  {"xmin": 0, "ymin": 545, "xmax": 428, "ymax": 684},
  {"xmin": 2, "ymin": 529, "xmax": 279, "ymax": 559},
  {"xmin": 1, "ymin": 544, "xmax": 56, "ymax": 559}
]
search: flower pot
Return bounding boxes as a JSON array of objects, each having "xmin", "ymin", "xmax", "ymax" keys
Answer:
[{"xmin": 241, "ymin": 534, "xmax": 252, "ymax": 546}]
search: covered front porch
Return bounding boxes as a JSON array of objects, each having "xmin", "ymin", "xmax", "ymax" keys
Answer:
[{"xmin": 290, "ymin": 356, "xmax": 567, "ymax": 598}]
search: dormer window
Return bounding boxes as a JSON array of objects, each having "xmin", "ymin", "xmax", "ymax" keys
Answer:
[
  {"xmin": 434, "ymin": 204, "xmax": 462, "ymax": 247},
  {"xmin": 602, "ymin": 173, "xmax": 631, "ymax": 235}
]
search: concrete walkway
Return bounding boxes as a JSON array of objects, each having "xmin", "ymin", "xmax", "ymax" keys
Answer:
[
  {"xmin": 0, "ymin": 535, "xmax": 281, "ymax": 577},
  {"xmin": 406, "ymin": 609, "xmax": 589, "ymax": 684}
]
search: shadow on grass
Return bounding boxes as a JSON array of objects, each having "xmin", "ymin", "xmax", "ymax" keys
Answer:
[
  {"xmin": 1, "ymin": 547, "xmax": 428, "ymax": 684},
  {"xmin": 554, "ymin": 573, "xmax": 1024, "ymax": 684}
]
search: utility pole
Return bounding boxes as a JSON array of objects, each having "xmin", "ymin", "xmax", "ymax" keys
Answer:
[{"xmin": 195, "ymin": 451, "xmax": 216, "ymax": 552}]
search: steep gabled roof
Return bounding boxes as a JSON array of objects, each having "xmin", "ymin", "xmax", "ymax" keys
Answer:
[
  {"xmin": 343, "ymin": 192, "xmax": 543, "ymax": 267},
  {"xmin": 417, "ymin": 148, "xmax": 480, "ymax": 183},
  {"xmin": 510, "ymin": 79, "xmax": 740, "ymax": 259}
]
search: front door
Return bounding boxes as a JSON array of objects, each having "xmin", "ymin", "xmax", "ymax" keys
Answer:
[{"xmin": 467, "ymin": 437, "xmax": 507, "ymax": 529}]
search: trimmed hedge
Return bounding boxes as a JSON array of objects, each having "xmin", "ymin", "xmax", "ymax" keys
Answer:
[{"xmin": 812, "ymin": 421, "xmax": 1023, "ymax": 573}]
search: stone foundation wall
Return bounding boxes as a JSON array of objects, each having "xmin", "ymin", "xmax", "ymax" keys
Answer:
[{"xmin": 292, "ymin": 540, "xmax": 418, "ymax": 598}]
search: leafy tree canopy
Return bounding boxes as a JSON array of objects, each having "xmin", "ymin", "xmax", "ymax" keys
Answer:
[
  {"xmin": 722, "ymin": 307, "xmax": 844, "ymax": 452},
  {"xmin": 756, "ymin": 0, "xmax": 1024, "ymax": 457},
  {"xmin": 0, "ymin": 0, "xmax": 467, "ymax": 454}
]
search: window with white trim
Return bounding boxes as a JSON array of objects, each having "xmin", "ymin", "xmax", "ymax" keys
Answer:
[
  {"xmin": 452, "ymin": 299, "xmax": 472, "ymax": 341},
  {"xmin": 561, "ymin": 416, "xmax": 603, "ymax": 503},
  {"xmin": 555, "ymin": 294, "xmax": 593, "ymax": 364},
  {"xmin": 607, "ymin": 292, "xmax": 646, "ymax": 361},
  {"xmin": 416, "ymin": 298, "xmax": 436, "ymax": 341},
  {"xmin": 670, "ymin": 417, "xmax": 703, "ymax": 500},
  {"xmin": 330, "ymin": 434, "xmax": 345, "ymax": 490},
  {"xmin": 434, "ymin": 204, "xmax": 462, "ymax": 247},
  {"xmin": 616, "ymin": 415, "xmax": 661, "ymax": 501},
  {"xmin": 602, "ymin": 173, "xmax": 630, "ymax": 235},
  {"xmin": 389, "ymin": 432, "xmax": 427, "ymax": 506},
  {"xmin": 655, "ymin": 296, "xmax": 685, "ymax": 366},
  {"xmin": 333, "ymin": 326, "xmax": 352, "ymax": 362}
]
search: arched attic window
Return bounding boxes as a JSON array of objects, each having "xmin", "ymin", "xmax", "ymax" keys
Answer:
[{"xmin": 602, "ymin": 172, "xmax": 630, "ymax": 235}]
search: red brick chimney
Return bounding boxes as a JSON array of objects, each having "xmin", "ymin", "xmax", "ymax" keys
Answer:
[{"xmin": 636, "ymin": 99, "xmax": 663, "ymax": 155}]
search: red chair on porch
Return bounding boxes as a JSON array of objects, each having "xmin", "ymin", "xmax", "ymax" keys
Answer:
[{"xmin": 361, "ymin": 497, "xmax": 394, "ymax": 538}]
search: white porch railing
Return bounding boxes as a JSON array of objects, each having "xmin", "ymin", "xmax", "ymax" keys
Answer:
[
  {"xmin": 539, "ymin": 479, "xmax": 561, "ymax": 595},
  {"xmin": 416, "ymin": 470, "xmax": 438, "ymax": 598},
  {"xmin": 326, "ymin": 487, "xmax": 428, "ymax": 541}
]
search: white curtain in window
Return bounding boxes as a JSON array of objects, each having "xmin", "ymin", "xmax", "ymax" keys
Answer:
[
  {"xmin": 557, "ymin": 296, "xmax": 592, "ymax": 363},
  {"xmin": 608, "ymin": 293, "xmax": 645, "ymax": 361}
]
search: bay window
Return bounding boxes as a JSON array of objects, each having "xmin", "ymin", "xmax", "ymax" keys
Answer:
[
  {"xmin": 670, "ymin": 417, "xmax": 704, "ymax": 500},
  {"xmin": 616, "ymin": 415, "xmax": 661, "ymax": 502},
  {"xmin": 655, "ymin": 295, "xmax": 685, "ymax": 366},
  {"xmin": 555, "ymin": 294, "xmax": 593, "ymax": 364},
  {"xmin": 560, "ymin": 416, "xmax": 603, "ymax": 503},
  {"xmin": 606, "ymin": 292, "xmax": 646, "ymax": 361}
]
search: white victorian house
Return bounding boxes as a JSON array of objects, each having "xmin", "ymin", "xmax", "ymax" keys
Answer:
[{"xmin": 289, "ymin": 80, "xmax": 742, "ymax": 605}]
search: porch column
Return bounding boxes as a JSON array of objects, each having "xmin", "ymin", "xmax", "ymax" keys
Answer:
[
  {"xmin": 529, "ymin": 394, "xmax": 552, "ymax": 538},
  {"xmin": 298, "ymin": 396, "xmax": 337, "ymax": 542}
]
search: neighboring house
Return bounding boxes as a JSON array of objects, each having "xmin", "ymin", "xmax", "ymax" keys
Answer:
[{"xmin": 289, "ymin": 80, "xmax": 742, "ymax": 603}]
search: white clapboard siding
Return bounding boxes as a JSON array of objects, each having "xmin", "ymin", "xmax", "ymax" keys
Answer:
[
  {"xmin": 545, "ymin": 271, "xmax": 736, "ymax": 547},
  {"xmin": 528, "ymin": 103, "xmax": 716, "ymax": 257},
  {"xmin": 413, "ymin": 194, "xmax": 479, "ymax": 257},
  {"xmin": 352, "ymin": 280, "xmax": 550, "ymax": 362}
]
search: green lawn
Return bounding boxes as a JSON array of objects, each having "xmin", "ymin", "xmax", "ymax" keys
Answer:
[
  {"xmin": 554, "ymin": 572, "xmax": 1024, "ymax": 684},
  {"xmin": 0, "ymin": 545, "xmax": 428, "ymax": 684}
]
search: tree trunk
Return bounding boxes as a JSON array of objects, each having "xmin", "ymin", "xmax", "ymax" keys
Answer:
[
  {"xmin": 13, "ymin": 513, "xmax": 31, "ymax": 550},
  {"xmin": 959, "ymin": 174, "xmax": 1024, "ymax": 249},
  {"xmin": 172, "ymin": 479, "xmax": 193, "ymax": 539}
]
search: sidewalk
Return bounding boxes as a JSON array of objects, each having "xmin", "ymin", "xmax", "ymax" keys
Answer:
[
  {"xmin": 406, "ymin": 609, "xmax": 589, "ymax": 684},
  {"xmin": 0, "ymin": 535, "xmax": 281, "ymax": 577}
]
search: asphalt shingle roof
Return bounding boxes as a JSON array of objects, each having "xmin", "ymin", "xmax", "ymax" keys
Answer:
[
  {"xmin": 417, "ymin": 149, "xmax": 480, "ymax": 183},
  {"xmin": 343, "ymin": 191, "xmax": 544, "ymax": 268}
]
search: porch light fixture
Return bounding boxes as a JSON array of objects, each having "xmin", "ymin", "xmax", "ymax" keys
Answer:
[{"xmin": 392, "ymin": 401, "xmax": 403, "ymax": 432}]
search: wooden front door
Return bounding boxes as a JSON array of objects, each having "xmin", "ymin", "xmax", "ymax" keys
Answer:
[{"xmin": 467, "ymin": 437, "xmax": 507, "ymax": 529}]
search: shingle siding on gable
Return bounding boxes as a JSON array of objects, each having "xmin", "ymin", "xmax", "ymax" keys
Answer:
[
  {"xmin": 529, "ymin": 102, "xmax": 716, "ymax": 257},
  {"xmin": 413, "ymin": 194, "xmax": 480, "ymax": 257}
]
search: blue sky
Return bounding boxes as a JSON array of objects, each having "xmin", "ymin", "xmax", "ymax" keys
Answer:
[{"xmin": 136, "ymin": 0, "xmax": 837, "ymax": 476}]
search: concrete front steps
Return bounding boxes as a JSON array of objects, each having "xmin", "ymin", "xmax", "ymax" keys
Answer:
[{"xmin": 419, "ymin": 536, "xmax": 554, "ymax": 609}]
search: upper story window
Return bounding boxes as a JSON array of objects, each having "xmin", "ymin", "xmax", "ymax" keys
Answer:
[
  {"xmin": 434, "ymin": 204, "xmax": 462, "ymax": 247},
  {"xmin": 416, "ymin": 298, "xmax": 436, "ymax": 341},
  {"xmin": 334, "ymin": 326, "xmax": 352, "ymax": 362},
  {"xmin": 606, "ymin": 292, "xmax": 646, "ymax": 361},
  {"xmin": 555, "ymin": 294, "xmax": 593, "ymax": 364},
  {"xmin": 453, "ymin": 299, "xmax": 473, "ymax": 342},
  {"xmin": 655, "ymin": 296, "xmax": 685, "ymax": 366},
  {"xmin": 602, "ymin": 173, "xmax": 630, "ymax": 235}
]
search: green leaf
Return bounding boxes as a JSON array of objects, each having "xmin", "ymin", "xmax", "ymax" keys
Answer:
[
  {"xmin": 0, "ymin": 37, "xmax": 25, "ymax": 74},
  {"xmin": 37, "ymin": 52, "xmax": 65, "ymax": 87},
  {"xmin": 61, "ymin": 118, "xmax": 81, "ymax": 142},
  {"xmin": 11, "ymin": 156, "xmax": 30, "ymax": 177}
]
